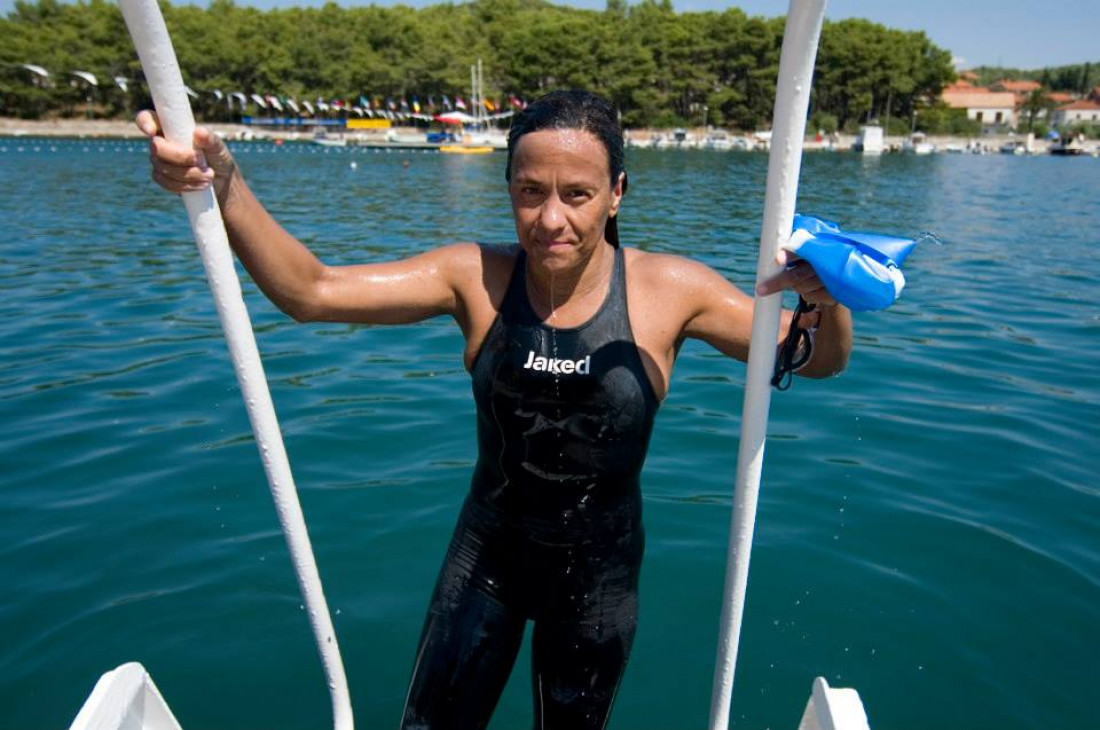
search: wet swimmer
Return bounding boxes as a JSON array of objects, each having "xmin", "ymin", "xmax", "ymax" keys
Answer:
[{"xmin": 138, "ymin": 90, "xmax": 852, "ymax": 729}]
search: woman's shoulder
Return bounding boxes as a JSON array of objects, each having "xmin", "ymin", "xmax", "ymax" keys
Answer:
[
  {"xmin": 433, "ymin": 242, "xmax": 517, "ymax": 279},
  {"xmin": 623, "ymin": 247, "xmax": 724, "ymax": 287},
  {"xmin": 434, "ymin": 242, "xmax": 519, "ymax": 309}
]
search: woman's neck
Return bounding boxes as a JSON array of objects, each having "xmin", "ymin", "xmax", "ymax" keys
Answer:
[{"xmin": 524, "ymin": 242, "xmax": 615, "ymax": 324}]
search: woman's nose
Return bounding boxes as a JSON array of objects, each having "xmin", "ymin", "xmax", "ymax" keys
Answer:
[{"xmin": 538, "ymin": 196, "xmax": 565, "ymax": 231}]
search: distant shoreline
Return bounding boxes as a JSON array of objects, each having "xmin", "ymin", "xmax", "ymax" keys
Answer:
[{"xmin": 0, "ymin": 116, "xmax": 1064, "ymax": 154}]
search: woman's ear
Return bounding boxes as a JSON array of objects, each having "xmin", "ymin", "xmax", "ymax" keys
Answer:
[{"xmin": 610, "ymin": 171, "xmax": 627, "ymax": 217}]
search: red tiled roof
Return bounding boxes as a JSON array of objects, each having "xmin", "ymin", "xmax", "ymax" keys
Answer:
[
  {"xmin": 1056, "ymin": 99, "xmax": 1100, "ymax": 111},
  {"xmin": 942, "ymin": 90, "xmax": 1016, "ymax": 109},
  {"xmin": 944, "ymin": 81, "xmax": 986, "ymax": 93},
  {"xmin": 993, "ymin": 79, "xmax": 1041, "ymax": 92},
  {"xmin": 1048, "ymin": 92, "xmax": 1076, "ymax": 104}
]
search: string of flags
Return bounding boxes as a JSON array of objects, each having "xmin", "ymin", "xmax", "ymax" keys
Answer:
[
  {"xmin": 15, "ymin": 63, "xmax": 529, "ymax": 122},
  {"xmin": 195, "ymin": 89, "xmax": 529, "ymax": 121}
]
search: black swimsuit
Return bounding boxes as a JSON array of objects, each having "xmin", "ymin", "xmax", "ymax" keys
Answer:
[{"xmin": 401, "ymin": 245, "xmax": 660, "ymax": 729}]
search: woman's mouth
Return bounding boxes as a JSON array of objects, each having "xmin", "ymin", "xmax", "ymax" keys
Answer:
[{"xmin": 537, "ymin": 238, "xmax": 572, "ymax": 249}]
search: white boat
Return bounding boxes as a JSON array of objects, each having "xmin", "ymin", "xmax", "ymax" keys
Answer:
[
  {"xmin": 311, "ymin": 131, "xmax": 347, "ymax": 147},
  {"xmin": 853, "ymin": 125, "xmax": 884, "ymax": 155},
  {"xmin": 703, "ymin": 131, "xmax": 751, "ymax": 151},
  {"xmin": 671, "ymin": 127, "xmax": 694, "ymax": 148},
  {"xmin": 704, "ymin": 129, "xmax": 735, "ymax": 150},
  {"xmin": 649, "ymin": 133, "xmax": 670, "ymax": 149},
  {"xmin": 1049, "ymin": 133, "xmax": 1087, "ymax": 156},
  {"xmin": 902, "ymin": 132, "xmax": 936, "ymax": 155},
  {"xmin": 463, "ymin": 130, "xmax": 508, "ymax": 150}
]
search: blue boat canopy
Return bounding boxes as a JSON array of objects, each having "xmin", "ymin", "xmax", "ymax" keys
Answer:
[{"xmin": 783, "ymin": 215, "xmax": 918, "ymax": 311}]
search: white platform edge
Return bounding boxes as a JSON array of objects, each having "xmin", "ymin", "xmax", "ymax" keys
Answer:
[
  {"xmin": 797, "ymin": 676, "xmax": 872, "ymax": 730},
  {"xmin": 69, "ymin": 663, "xmax": 183, "ymax": 730}
]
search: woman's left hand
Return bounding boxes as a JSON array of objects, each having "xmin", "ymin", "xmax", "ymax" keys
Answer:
[{"xmin": 755, "ymin": 250, "xmax": 837, "ymax": 309}]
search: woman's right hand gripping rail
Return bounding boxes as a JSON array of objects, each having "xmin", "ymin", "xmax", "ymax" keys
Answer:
[
  {"xmin": 135, "ymin": 111, "xmax": 473, "ymax": 329},
  {"xmin": 136, "ymin": 109, "xmax": 337, "ymax": 322}
]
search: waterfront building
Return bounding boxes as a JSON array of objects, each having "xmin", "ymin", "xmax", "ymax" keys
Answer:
[
  {"xmin": 942, "ymin": 86, "xmax": 1017, "ymax": 129},
  {"xmin": 1050, "ymin": 99, "xmax": 1100, "ymax": 126}
]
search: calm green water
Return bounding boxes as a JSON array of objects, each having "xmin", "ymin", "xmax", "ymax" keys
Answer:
[{"xmin": 1, "ymin": 139, "xmax": 1097, "ymax": 730}]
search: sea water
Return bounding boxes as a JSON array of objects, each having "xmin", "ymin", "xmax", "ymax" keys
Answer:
[{"xmin": 1, "ymin": 140, "xmax": 1097, "ymax": 729}]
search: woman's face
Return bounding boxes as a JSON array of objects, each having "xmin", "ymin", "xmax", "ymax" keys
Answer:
[{"xmin": 508, "ymin": 128, "xmax": 624, "ymax": 275}]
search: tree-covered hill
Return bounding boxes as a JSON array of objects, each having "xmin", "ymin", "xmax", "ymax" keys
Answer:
[
  {"xmin": 969, "ymin": 62, "xmax": 1098, "ymax": 94},
  {"xmin": 2, "ymin": 0, "xmax": 956, "ymax": 130}
]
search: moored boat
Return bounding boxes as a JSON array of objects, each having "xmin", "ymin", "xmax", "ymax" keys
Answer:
[
  {"xmin": 704, "ymin": 129, "xmax": 735, "ymax": 150},
  {"xmin": 1049, "ymin": 133, "xmax": 1087, "ymax": 156},
  {"xmin": 853, "ymin": 125, "xmax": 884, "ymax": 155},
  {"xmin": 902, "ymin": 132, "xmax": 936, "ymax": 155},
  {"xmin": 311, "ymin": 131, "xmax": 346, "ymax": 147},
  {"xmin": 440, "ymin": 144, "xmax": 494, "ymax": 154}
]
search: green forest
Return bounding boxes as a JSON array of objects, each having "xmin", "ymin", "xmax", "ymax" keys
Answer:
[
  {"xmin": 4, "ymin": 0, "xmax": 961, "ymax": 131},
  {"xmin": 971, "ymin": 63, "xmax": 1097, "ymax": 94}
]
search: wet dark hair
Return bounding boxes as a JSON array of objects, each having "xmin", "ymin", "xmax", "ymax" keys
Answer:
[{"xmin": 506, "ymin": 90, "xmax": 628, "ymax": 247}]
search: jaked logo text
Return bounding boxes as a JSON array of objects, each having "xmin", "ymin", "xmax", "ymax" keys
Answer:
[{"xmin": 523, "ymin": 350, "xmax": 591, "ymax": 375}]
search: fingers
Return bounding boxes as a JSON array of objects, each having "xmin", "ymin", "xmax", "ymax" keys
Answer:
[
  {"xmin": 795, "ymin": 270, "xmax": 837, "ymax": 307},
  {"xmin": 756, "ymin": 259, "xmax": 837, "ymax": 307},
  {"xmin": 137, "ymin": 109, "xmax": 236, "ymax": 196},
  {"xmin": 149, "ymin": 133, "xmax": 206, "ymax": 167},
  {"xmin": 147, "ymin": 133, "xmax": 213, "ymax": 194},
  {"xmin": 135, "ymin": 109, "xmax": 160, "ymax": 138},
  {"xmin": 150, "ymin": 156, "xmax": 215, "ymax": 194},
  {"xmin": 193, "ymin": 126, "xmax": 235, "ymax": 171}
]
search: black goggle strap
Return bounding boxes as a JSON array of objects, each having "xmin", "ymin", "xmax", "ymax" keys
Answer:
[{"xmin": 771, "ymin": 296, "xmax": 816, "ymax": 391}]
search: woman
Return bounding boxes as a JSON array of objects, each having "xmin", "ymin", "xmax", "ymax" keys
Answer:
[{"xmin": 139, "ymin": 90, "xmax": 851, "ymax": 729}]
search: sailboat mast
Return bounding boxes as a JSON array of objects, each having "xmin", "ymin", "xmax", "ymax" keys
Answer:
[{"xmin": 470, "ymin": 62, "xmax": 476, "ymax": 127}]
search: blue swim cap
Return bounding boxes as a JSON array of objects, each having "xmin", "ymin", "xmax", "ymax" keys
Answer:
[{"xmin": 783, "ymin": 215, "xmax": 918, "ymax": 311}]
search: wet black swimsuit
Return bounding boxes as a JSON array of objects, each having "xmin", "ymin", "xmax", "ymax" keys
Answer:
[{"xmin": 401, "ymin": 245, "xmax": 660, "ymax": 729}]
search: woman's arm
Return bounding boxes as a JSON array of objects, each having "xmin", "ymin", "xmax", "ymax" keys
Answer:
[
  {"xmin": 642, "ymin": 251, "xmax": 852, "ymax": 378},
  {"xmin": 137, "ymin": 111, "xmax": 469, "ymax": 326}
]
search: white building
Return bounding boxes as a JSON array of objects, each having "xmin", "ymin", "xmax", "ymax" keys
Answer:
[
  {"xmin": 1050, "ymin": 100, "xmax": 1100, "ymax": 126},
  {"xmin": 941, "ymin": 89, "xmax": 1017, "ymax": 129}
]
